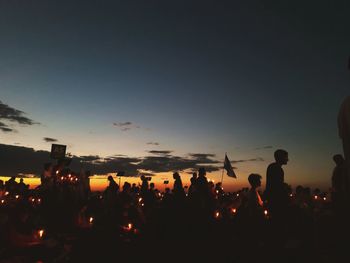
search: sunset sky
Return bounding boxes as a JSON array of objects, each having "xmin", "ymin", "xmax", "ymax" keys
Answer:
[{"xmin": 0, "ymin": 0, "xmax": 349, "ymax": 191}]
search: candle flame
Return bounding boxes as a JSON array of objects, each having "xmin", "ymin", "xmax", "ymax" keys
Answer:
[{"xmin": 38, "ymin": 229, "xmax": 44, "ymax": 238}]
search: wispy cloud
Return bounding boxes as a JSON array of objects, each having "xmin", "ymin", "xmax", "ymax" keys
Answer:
[
  {"xmin": 0, "ymin": 100, "xmax": 39, "ymax": 133},
  {"xmin": 231, "ymin": 157, "xmax": 265, "ymax": 163},
  {"xmin": 254, "ymin": 146, "xmax": 273, "ymax": 150},
  {"xmin": 43, "ymin": 137, "xmax": 58, "ymax": 143},
  {"xmin": 147, "ymin": 142, "xmax": 160, "ymax": 146},
  {"xmin": 113, "ymin": 121, "xmax": 140, "ymax": 131},
  {"xmin": 148, "ymin": 150, "xmax": 173, "ymax": 156},
  {"xmin": 0, "ymin": 121, "xmax": 14, "ymax": 132}
]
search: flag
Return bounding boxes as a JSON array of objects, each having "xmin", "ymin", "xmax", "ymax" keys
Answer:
[{"xmin": 224, "ymin": 154, "xmax": 236, "ymax": 178}]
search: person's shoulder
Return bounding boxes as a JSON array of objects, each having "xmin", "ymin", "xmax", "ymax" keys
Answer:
[{"xmin": 267, "ymin": 162, "xmax": 278, "ymax": 171}]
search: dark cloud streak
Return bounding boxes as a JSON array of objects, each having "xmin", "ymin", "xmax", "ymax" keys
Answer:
[{"xmin": 43, "ymin": 137, "xmax": 58, "ymax": 143}]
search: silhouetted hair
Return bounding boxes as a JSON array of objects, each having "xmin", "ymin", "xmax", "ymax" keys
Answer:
[
  {"xmin": 274, "ymin": 149, "xmax": 288, "ymax": 161},
  {"xmin": 248, "ymin": 173, "xmax": 262, "ymax": 187}
]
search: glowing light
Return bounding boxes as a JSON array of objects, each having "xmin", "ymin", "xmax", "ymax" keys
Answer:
[
  {"xmin": 32, "ymin": 198, "xmax": 36, "ymax": 202},
  {"xmin": 61, "ymin": 176, "xmax": 64, "ymax": 180},
  {"xmin": 236, "ymin": 193, "xmax": 240, "ymax": 197},
  {"xmin": 216, "ymin": 190, "xmax": 219, "ymax": 194},
  {"xmin": 37, "ymin": 198, "xmax": 41, "ymax": 203},
  {"xmin": 38, "ymin": 229, "xmax": 44, "ymax": 238},
  {"xmin": 232, "ymin": 208, "xmax": 237, "ymax": 214},
  {"xmin": 56, "ymin": 170, "xmax": 59, "ymax": 175},
  {"xmin": 215, "ymin": 211, "xmax": 220, "ymax": 219},
  {"xmin": 127, "ymin": 223, "xmax": 133, "ymax": 230},
  {"xmin": 68, "ymin": 174, "xmax": 71, "ymax": 178},
  {"xmin": 89, "ymin": 217, "xmax": 94, "ymax": 224},
  {"xmin": 323, "ymin": 197, "xmax": 326, "ymax": 201},
  {"xmin": 4, "ymin": 191, "xmax": 9, "ymax": 196},
  {"xmin": 314, "ymin": 195, "xmax": 318, "ymax": 200},
  {"xmin": 138, "ymin": 197, "xmax": 142, "ymax": 203},
  {"xmin": 264, "ymin": 210, "xmax": 268, "ymax": 217},
  {"xmin": 289, "ymin": 194, "xmax": 293, "ymax": 197},
  {"xmin": 15, "ymin": 195, "xmax": 19, "ymax": 199},
  {"xmin": 1, "ymin": 199, "xmax": 4, "ymax": 204}
]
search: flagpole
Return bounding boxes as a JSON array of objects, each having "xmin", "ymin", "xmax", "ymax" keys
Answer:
[{"xmin": 221, "ymin": 152, "xmax": 226, "ymax": 186}]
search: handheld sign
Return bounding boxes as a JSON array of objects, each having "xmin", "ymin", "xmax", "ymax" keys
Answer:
[{"xmin": 50, "ymin": 144, "xmax": 66, "ymax": 159}]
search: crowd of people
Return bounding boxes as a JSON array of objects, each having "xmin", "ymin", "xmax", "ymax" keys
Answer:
[{"xmin": 0, "ymin": 149, "xmax": 349, "ymax": 262}]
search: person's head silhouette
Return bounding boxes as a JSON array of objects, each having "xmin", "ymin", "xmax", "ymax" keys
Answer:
[
  {"xmin": 173, "ymin": 172, "xmax": 180, "ymax": 180},
  {"xmin": 274, "ymin": 149, "xmax": 289, "ymax": 165},
  {"xmin": 248, "ymin": 173, "xmax": 262, "ymax": 189},
  {"xmin": 198, "ymin": 167, "xmax": 206, "ymax": 177},
  {"xmin": 333, "ymin": 154, "xmax": 344, "ymax": 165}
]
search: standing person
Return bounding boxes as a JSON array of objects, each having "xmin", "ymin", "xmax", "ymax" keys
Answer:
[
  {"xmin": 264, "ymin": 149, "xmax": 290, "ymax": 252},
  {"xmin": 140, "ymin": 175, "xmax": 149, "ymax": 198},
  {"xmin": 264, "ymin": 149, "xmax": 289, "ymax": 215},
  {"xmin": 172, "ymin": 172, "xmax": 185, "ymax": 199},
  {"xmin": 338, "ymin": 96, "xmax": 350, "ymax": 205},
  {"xmin": 332, "ymin": 154, "xmax": 348, "ymax": 214}
]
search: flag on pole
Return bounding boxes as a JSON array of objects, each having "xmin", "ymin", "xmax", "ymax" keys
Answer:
[{"xmin": 224, "ymin": 154, "xmax": 236, "ymax": 178}]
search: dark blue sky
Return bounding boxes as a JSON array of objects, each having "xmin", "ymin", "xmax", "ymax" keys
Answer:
[{"xmin": 0, "ymin": 0, "xmax": 349, "ymax": 189}]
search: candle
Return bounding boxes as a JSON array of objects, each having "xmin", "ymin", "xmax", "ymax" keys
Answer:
[
  {"xmin": 89, "ymin": 217, "xmax": 94, "ymax": 224},
  {"xmin": 38, "ymin": 229, "xmax": 44, "ymax": 238},
  {"xmin": 264, "ymin": 210, "xmax": 269, "ymax": 219}
]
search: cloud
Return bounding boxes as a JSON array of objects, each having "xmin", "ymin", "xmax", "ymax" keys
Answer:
[
  {"xmin": 0, "ymin": 101, "xmax": 39, "ymax": 133},
  {"xmin": 254, "ymin": 146, "xmax": 273, "ymax": 150},
  {"xmin": 0, "ymin": 144, "xmax": 143, "ymax": 177},
  {"xmin": 147, "ymin": 142, "xmax": 160, "ymax": 146},
  {"xmin": 188, "ymin": 153, "xmax": 219, "ymax": 164},
  {"xmin": 231, "ymin": 157, "xmax": 265, "ymax": 163},
  {"xmin": 113, "ymin": 121, "xmax": 141, "ymax": 131},
  {"xmin": 43, "ymin": 137, "xmax": 58, "ymax": 143},
  {"xmin": 0, "ymin": 121, "xmax": 14, "ymax": 132},
  {"xmin": 0, "ymin": 144, "xmax": 223, "ymax": 178},
  {"xmin": 148, "ymin": 150, "xmax": 173, "ymax": 156},
  {"xmin": 138, "ymin": 152, "xmax": 221, "ymax": 173}
]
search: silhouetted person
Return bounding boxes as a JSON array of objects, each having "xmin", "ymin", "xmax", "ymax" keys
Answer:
[
  {"xmin": 265, "ymin": 149, "xmax": 289, "ymax": 215},
  {"xmin": 338, "ymin": 96, "xmax": 350, "ymax": 205},
  {"xmin": 140, "ymin": 175, "xmax": 149, "ymax": 197},
  {"xmin": 264, "ymin": 149, "xmax": 289, "ymax": 252},
  {"xmin": 332, "ymin": 154, "xmax": 348, "ymax": 214},
  {"xmin": 196, "ymin": 167, "xmax": 209, "ymax": 198},
  {"xmin": 106, "ymin": 175, "xmax": 118, "ymax": 193},
  {"xmin": 5, "ymin": 176, "xmax": 17, "ymax": 193},
  {"xmin": 172, "ymin": 172, "xmax": 185, "ymax": 199},
  {"xmin": 17, "ymin": 178, "xmax": 27, "ymax": 196},
  {"xmin": 246, "ymin": 174, "xmax": 264, "ymax": 215}
]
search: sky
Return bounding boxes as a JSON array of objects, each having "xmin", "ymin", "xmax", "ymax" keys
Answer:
[{"xmin": 0, "ymin": 0, "xmax": 349, "ymax": 191}]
